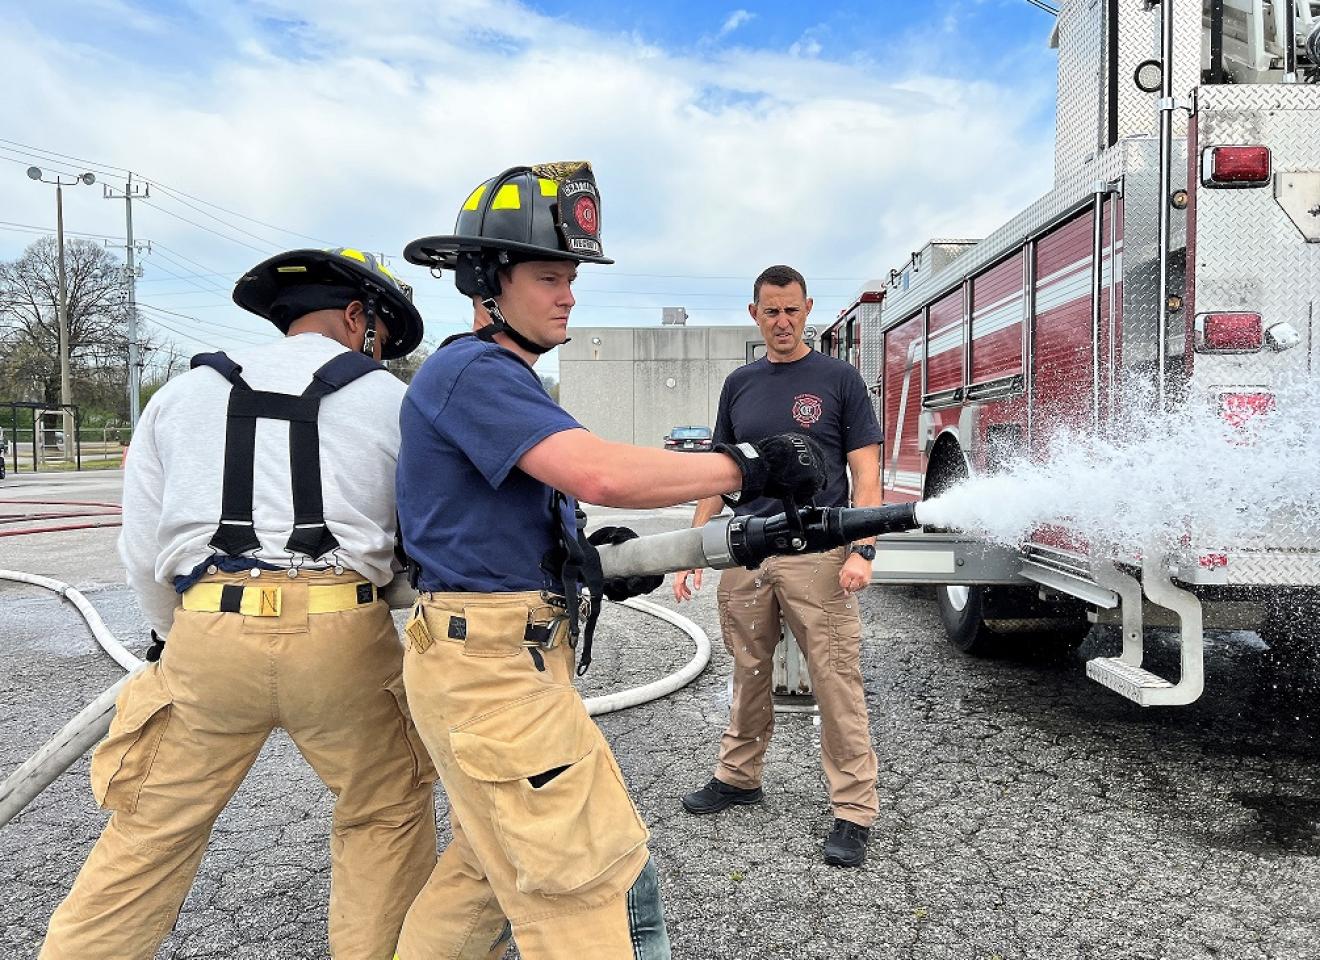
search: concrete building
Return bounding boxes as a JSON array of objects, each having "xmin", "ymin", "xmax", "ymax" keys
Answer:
[
  {"xmin": 560, "ymin": 323, "xmax": 819, "ymax": 446},
  {"xmin": 559, "ymin": 325, "xmax": 760, "ymax": 446}
]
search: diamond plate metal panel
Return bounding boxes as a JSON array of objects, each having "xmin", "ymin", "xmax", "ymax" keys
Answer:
[
  {"xmin": 1112, "ymin": 0, "xmax": 1201, "ymax": 143},
  {"xmin": 1189, "ymin": 84, "xmax": 1320, "ymax": 556},
  {"xmin": 1055, "ymin": 0, "xmax": 1106, "ymax": 185},
  {"xmin": 858, "ymin": 298, "xmax": 884, "ymax": 425},
  {"xmin": 881, "ymin": 143, "xmax": 1129, "ymax": 326},
  {"xmin": 1175, "ymin": 550, "xmax": 1320, "ymax": 586},
  {"xmin": 1192, "ymin": 84, "xmax": 1320, "ymax": 389}
]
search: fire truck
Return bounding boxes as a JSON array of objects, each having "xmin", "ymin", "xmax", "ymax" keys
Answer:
[{"xmin": 820, "ymin": 0, "xmax": 1320, "ymax": 706}]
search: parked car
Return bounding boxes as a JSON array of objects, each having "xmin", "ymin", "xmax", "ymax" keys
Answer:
[{"xmin": 664, "ymin": 425, "xmax": 713, "ymax": 452}]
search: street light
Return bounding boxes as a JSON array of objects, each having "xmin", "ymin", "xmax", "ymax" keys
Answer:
[{"xmin": 26, "ymin": 165, "xmax": 96, "ymax": 459}]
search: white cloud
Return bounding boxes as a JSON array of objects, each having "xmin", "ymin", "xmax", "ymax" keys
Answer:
[
  {"xmin": 0, "ymin": 0, "xmax": 1057, "ymax": 367},
  {"xmin": 716, "ymin": 9, "xmax": 755, "ymax": 40}
]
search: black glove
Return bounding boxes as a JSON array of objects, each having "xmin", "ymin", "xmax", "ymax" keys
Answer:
[
  {"xmin": 716, "ymin": 432, "xmax": 828, "ymax": 506},
  {"xmin": 587, "ymin": 526, "xmax": 665, "ymax": 602}
]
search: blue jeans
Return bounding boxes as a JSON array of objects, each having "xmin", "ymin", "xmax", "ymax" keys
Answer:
[{"xmin": 626, "ymin": 857, "xmax": 671, "ymax": 959}]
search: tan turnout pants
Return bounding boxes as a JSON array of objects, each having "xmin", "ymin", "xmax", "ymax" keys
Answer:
[
  {"xmin": 715, "ymin": 546, "xmax": 880, "ymax": 827},
  {"xmin": 396, "ymin": 591, "xmax": 661, "ymax": 960},
  {"xmin": 41, "ymin": 569, "xmax": 438, "ymax": 960}
]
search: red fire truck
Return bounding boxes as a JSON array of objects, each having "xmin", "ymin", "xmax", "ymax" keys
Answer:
[{"xmin": 821, "ymin": 0, "xmax": 1320, "ymax": 706}]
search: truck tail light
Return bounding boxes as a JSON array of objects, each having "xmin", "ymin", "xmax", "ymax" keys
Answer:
[
  {"xmin": 1201, "ymin": 146, "xmax": 1271, "ymax": 187},
  {"xmin": 1195, "ymin": 312, "xmax": 1263, "ymax": 352},
  {"xmin": 1219, "ymin": 391, "xmax": 1275, "ymax": 430}
]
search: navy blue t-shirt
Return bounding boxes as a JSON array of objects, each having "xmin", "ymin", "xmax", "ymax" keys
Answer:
[
  {"xmin": 397, "ymin": 336, "xmax": 581, "ymax": 593},
  {"xmin": 714, "ymin": 351, "xmax": 883, "ymax": 518}
]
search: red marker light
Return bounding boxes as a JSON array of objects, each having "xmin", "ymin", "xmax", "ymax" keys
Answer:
[
  {"xmin": 1219, "ymin": 391, "xmax": 1275, "ymax": 430},
  {"xmin": 1203, "ymin": 146, "xmax": 1271, "ymax": 186},
  {"xmin": 1197, "ymin": 312, "xmax": 1263, "ymax": 352}
]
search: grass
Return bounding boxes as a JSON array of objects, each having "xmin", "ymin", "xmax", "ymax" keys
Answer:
[{"xmin": 5, "ymin": 458, "xmax": 123, "ymax": 473}]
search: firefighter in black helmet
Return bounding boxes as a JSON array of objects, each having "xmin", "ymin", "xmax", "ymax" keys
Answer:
[
  {"xmin": 392, "ymin": 163, "xmax": 827, "ymax": 959},
  {"xmin": 42, "ymin": 246, "xmax": 436, "ymax": 960}
]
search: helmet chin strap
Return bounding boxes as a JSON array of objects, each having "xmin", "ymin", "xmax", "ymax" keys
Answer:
[
  {"xmin": 358, "ymin": 298, "xmax": 379, "ymax": 358},
  {"xmin": 476, "ymin": 296, "xmax": 565, "ymax": 356}
]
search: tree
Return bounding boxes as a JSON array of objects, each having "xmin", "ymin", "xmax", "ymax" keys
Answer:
[
  {"xmin": 0, "ymin": 237, "xmax": 136, "ymax": 416},
  {"xmin": 383, "ymin": 338, "xmax": 434, "ymax": 384}
]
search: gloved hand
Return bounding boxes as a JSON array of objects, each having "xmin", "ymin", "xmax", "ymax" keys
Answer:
[
  {"xmin": 716, "ymin": 432, "xmax": 828, "ymax": 505},
  {"xmin": 588, "ymin": 526, "xmax": 665, "ymax": 601}
]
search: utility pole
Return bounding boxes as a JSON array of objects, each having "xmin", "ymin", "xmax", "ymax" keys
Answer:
[
  {"xmin": 104, "ymin": 173, "xmax": 150, "ymax": 428},
  {"xmin": 27, "ymin": 166, "xmax": 96, "ymax": 458}
]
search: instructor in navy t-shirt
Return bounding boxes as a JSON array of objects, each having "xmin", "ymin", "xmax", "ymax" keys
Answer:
[
  {"xmin": 673, "ymin": 264, "xmax": 884, "ymax": 869},
  {"xmin": 391, "ymin": 165, "xmax": 828, "ymax": 960}
]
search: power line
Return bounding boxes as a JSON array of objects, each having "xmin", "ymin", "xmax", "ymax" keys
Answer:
[
  {"xmin": 0, "ymin": 137, "xmax": 130, "ymax": 177},
  {"xmin": 137, "ymin": 303, "xmax": 270, "ymax": 344},
  {"xmin": 149, "ymin": 242, "xmax": 248, "ymax": 284},
  {"xmin": 148, "ymin": 182, "xmax": 333, "ymax": 247},
  {"xmin": 0, "ymin": 219, "xmax": 123, "ymax": 242},
  {"xmin": 0, "ymin": 139, "xmax": 332, "ymax": 247},
  {"xmin": 137, "ymin": 199, "xmax": 276, "ymax": 254},
  {"xmin": 146, "ymin": 184, "xmax": 291, "ymax": 251},
  {"xmin": 147, "ymin": 249, "xmax": 233, "ymax": 298}
]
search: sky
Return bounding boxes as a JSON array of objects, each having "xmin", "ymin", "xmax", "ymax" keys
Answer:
[{"xmin": 0, "ymin": 0, "xmax": 1062, "ymax": 378}]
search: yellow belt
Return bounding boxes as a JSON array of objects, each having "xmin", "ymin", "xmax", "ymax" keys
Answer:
[{"xmin": 182, "ymin": 580, "xmax": 377, "ymax": 617}]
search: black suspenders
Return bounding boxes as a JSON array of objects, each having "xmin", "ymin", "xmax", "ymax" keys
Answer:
[{"xmin": 191, "ymin": 350, "xmax": 383, "ymax": 562}]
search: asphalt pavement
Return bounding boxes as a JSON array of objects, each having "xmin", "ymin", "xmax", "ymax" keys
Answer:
[{"xmin": 2, "ymin": 472, "xmax": 1319, "ymax": 959}]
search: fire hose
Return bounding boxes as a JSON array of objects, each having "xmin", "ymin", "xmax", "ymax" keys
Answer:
[{"xmin": 0, "ymin": 501, "xmax": 922, "ymax": 828}]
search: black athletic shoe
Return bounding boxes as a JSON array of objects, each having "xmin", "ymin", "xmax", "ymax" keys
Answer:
[
  {"xmin": 681, "ymin": 778, "xmax": 763, "ymax": 815},
  {"xmin": 823, "ymin": 818, "xmax": 870, "ymax": 867}
]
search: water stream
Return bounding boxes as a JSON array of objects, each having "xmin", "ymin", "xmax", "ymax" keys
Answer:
[{"xmin": 914, "ymin": 379, "xmax": 1320, "ymax": 556}]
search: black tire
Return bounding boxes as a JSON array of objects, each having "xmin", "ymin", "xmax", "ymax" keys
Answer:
[
  {"xmin": 937, "ymin": 583, "xmax": 1090, "ymax": 658},
  {"xmin": 937, "ymin": 584, "xmax": 999, "ymax": 655},
  {"xmin": 924, "ymin": 443, "xmax": 1090, "ymax": 659}
]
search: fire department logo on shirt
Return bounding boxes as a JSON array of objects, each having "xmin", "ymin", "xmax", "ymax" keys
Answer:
[{"xmin": 791, "ymin": 393, "xmax": 823, "ymax": 428}]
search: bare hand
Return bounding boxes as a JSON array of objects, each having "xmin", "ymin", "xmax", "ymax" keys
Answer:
[
  {"xmin": 839, "ymin": 553, "xmax": 871, "ymax": 595},
  {"xmin": 673, "ymin": 568, "xmax": 703, "ymax": 603}
]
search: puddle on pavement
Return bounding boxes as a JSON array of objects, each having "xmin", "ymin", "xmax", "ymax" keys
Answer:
[{"xmin": 1229, "ymin": 792, "xmax": 1320, "ymax": 855}]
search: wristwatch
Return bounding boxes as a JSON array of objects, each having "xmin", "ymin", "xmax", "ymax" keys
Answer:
[{"xmin": 850, "ymin": 544, "xmax": 876, "ymax": 562}]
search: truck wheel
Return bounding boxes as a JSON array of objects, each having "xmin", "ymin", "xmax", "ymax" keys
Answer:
[
  {"xmin": 938, "ymin": 583, "xmax": 1090, "ymax": 658},
  {"xmin": 1260, "ymin": 592, "xmax": 1320, "ymax": 663},
  {"xmin": 937, "ymin": 584, "xmax": 999, "ymax": 655}
]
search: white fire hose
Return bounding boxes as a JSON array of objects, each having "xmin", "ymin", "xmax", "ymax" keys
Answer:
[
  {"xmin": 0, "ymin": 570, "xmax": 709, "ymax": 829},
  {"xmin": 1, "ymin": 502, "xmax": 924, "ymax": 829}
]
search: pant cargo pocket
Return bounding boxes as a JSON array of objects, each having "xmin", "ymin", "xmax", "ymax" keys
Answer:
[
  {"xmin": 385, "ymin": 673, "xmax": 439, "ymax": 787},
  {"xmin": 450, "ymin": 687, "xmax": 649, "ymax": 896},
  {"xmin": 90, "ymin": 664, "xmax": 173, "ymax": 813},
  {"xmin": 826, "ymin": 611, "xmax": 862, "ymax": 674}
]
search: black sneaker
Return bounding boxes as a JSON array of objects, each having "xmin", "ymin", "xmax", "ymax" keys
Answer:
[
  {"xmin": 681, "ymin": 778, "xmax": 763, "ymax": 815},
  {"xmin": 823, "ymin": 818, "xmax": 870, "ymax": 867}
]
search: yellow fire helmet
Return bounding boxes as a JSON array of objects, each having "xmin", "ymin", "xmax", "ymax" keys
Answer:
[{"xmin": 233, "ymin": 247, "xmax": 424, "ymax": 360}]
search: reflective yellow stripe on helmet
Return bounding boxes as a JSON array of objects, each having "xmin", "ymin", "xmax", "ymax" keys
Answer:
[
  {"xmin": 491, "ymin": 183, "xmax": 521, "ymax": 210},
  {"xmin": 538, "ymin": 177, "xmax": 558, "ymax": 197},
  {"xmin": 462, "ymin": 183, "xmax": 488, "ymax": 211},
  {"xmin": 338, "ymin": 248, "xmax": 368, "ymax": 264}
]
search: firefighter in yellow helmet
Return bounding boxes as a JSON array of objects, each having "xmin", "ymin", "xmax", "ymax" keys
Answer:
[
  {"xmin": 41, "ymin": 248, "xmax": 437, "ymax": 960},
  {"xmin": 391, "ymin": 164, "xmax": 827, "ymax": 959}
]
